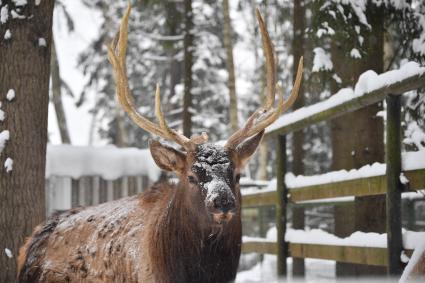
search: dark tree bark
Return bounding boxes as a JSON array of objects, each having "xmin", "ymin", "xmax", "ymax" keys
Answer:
[
  {"xmin": 222, "ymin": 0, "xmax": 239, "ymax": 133},
  {"xmin": 50, "ymin": 37, "xmax": 71, "ymax": 144},
  {"xmin": 292, "ymin": 0, "xmax": 305, "ymax": 277},
  {"xmin": 164, "ymin": 1, "xmax": 182, "ymax": 102},
  {"xmin": 182, "ymin": 0, "xmax": 193, "ymax": 137},
  {"xmin": 0, "ymin": 1, "xmax": 54, "ymax": 282},
  {"xmin": 331, "ymin": 4, "xmax": 386, "ymax": 277}
]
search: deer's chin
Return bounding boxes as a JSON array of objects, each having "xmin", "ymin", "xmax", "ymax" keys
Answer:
[{"xmin": 211, "ymin": 212, "xmax": 234, "ymax": 225}]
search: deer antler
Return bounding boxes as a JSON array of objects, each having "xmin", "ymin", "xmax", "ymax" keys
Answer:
[
  {"xmin": 107, "ymin": 4, "xmax": 208, "ymax": 151},
  {"xmin": 225, "ymin": 8, "xmax": 303, "ymax": 149}
]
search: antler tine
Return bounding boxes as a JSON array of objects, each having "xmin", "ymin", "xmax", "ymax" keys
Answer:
[
  {"xmin": 256, "ymin": 8, "xmax": 276, "ymax": 109},
  {"xmin": 107, "ymin": 3, "xmax": 207, "ymax": 151},
  {"xmin": 225, "ymin": 9, "xmax": 303, "ymax": 149}
]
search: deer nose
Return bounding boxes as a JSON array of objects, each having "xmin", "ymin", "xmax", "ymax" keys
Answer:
[{"xmin": 212, "ymin": 194, "xmax": 236, "ymax": 213}]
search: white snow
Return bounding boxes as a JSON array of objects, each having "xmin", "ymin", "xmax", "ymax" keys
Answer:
[
  {"xmin": 4, "ymin": 157, "xmax": 13, "ymax": 172},
  {"xmin": 286, "ymin": 228, "xmax": 387, "ymax": 248},
  {"xmin": 312, "ymin": 47, "xmax": 333, "ymax": 72},
  {"xmin": 400, "ymin": 250, "xmax": 410, "ymax": 263},
  {"xmin": 45, "ymin": 145, "xmax": 161, "ymax": 181},
  {"xmin": 400, "ymin": 233, "xmax": 425, "ymax": 282},
  {"xmin": 267, "ymin": 62, "xmax": 425, "ymax": 134},
  {"xmin": 400, "ymin": 173, "xmax": 409, "ymax": 185},
  {"xmin": 350, "ymin": 48, "xmax": 361, "ymax": 59},
  {"xmin": 6, "ymin": 89, "xmax": 15, "ymax": 101},
  {"xmin": 12, "ymin": 0, "xmax": 27, "ymax": 6},
  {"xmin": 4, "ymin": 29, "xmax": 11, "ymax": 40},
  {"xmin": 286, "ymin": 162, "xmax": 386, "ymax": 189},
  {"xmin": 241, "ymin": 150, "xmax": 425, "ymax": 199},
  {"xmin": 38, "ymin": 37, "xmax": 46, "ymax": 47},
  {"xmin": 0, "ymin": 5, "xmax": 8, "ymax": 24},
  {"xmin": 244, "ymin": 228, "xmax": 425, "ymax": 250},
  {"xmin": 35, "ymin": 0, "xmax": 41, "ymax": 6},
  {"xmin": 404, "ymin": 121, "xmax": 425, "ymax": 150},
  {"xmin": 0, "ymin": 104, "xmax": 4, "ymax": 121},
  {"xmin": 402, "ymin": 150, "xmax": 425, "ymax": 171},
  {"xmin": 0, "ymin": 130, "xmax": 10, "ymax": 154},
  {"xmin": 11, "ymin": 10, "xmax": 25, "ymax": 19},
  {"xmin": 4, "ymin": 248, "xmax": 12, "ymax": 258}
]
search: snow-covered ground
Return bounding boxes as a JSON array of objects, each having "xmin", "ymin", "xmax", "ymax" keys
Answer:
[{"xmin": 238, "ymin": 227, "xmax": 425, "ymax": 283}]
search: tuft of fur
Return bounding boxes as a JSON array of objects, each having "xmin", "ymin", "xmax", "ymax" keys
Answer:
[{"xmin": 18, "ymin": 212, "xmax": 62, "ymax": 282}]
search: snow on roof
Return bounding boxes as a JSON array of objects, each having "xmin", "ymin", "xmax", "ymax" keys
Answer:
[
  {"xmin": 45, "ymin": 145, "xmax": 161, "ymax": 181},
  {"xmin": 266, "ymin": 61, "xmax": 425, "ymax": 134}
]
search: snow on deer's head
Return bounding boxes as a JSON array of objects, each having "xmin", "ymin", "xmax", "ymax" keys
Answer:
[{"xmin": 107, "ymin": 4, "xmax": 303, "ymax": 225}]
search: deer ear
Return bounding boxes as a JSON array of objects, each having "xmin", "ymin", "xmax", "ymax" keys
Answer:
[
  {"xmin": 235, "ymin": 130, "xmax": 264, "ymax": 167},
  {"xmin": 149, "ymin": 140, "xmax": 186, "ymax": 173}
]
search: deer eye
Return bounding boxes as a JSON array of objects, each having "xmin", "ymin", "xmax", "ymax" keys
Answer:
[
  {"xmin": 235, "ymin": 174, "xmax": 241, "ymax": 183},
  {"xmin": 188, "ymin": 175, "xmax": 197, "ymax": 184}
]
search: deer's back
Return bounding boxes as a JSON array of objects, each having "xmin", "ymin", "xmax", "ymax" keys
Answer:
[{"xmin": 18, "ymin": 192, "xmax": 159, "ymax": 282}]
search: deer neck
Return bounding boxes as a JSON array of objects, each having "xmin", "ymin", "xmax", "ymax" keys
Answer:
[{"xmin": 147, "ymin": 181, "xmax": 241, "ymax": 283}]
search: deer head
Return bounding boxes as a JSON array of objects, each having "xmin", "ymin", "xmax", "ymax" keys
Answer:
[{"xmin": 107, "ymin": 4, "xmax": 303, "ymax": 226}]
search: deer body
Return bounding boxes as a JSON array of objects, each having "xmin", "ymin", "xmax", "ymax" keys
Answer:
[
  {"xmin": 18, "ymin": 4, "xmax": 302, "ymax": 282},
  {"xmin": 18, "ymin": 177, "xmax": 241, "ymax": 282}
]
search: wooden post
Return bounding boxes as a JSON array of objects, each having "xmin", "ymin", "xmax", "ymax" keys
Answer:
[
  {"xmin": 276, "ymin": 135, "xmax": 288, "ymax": 276},
  {"xmin": 71, "ymin": 179, "xmax": 79, "ymax": 208},
  {"xmin": 386, "ymin": 94, "xmax": 403, "ymax": 276}
]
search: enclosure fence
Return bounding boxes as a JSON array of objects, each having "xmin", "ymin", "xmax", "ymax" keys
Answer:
[{"xmin": 240, "ymin": 68, "xmax": 425, "ymax": 276}]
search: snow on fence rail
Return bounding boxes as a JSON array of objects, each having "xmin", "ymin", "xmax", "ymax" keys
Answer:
[
  {"xmin": 242, "ymin": 150, "xmax": 425, "ymax": 207},
  {"xmin": 242, "ymin": 228, "xmax": 425, "ymax": 267},
  {"xmin": 265, "ymin": 61, "xmax": 425, "ymax": 137},
  {"xmin": 241, "ymin": 62, "xmax": 425, "ymax": 277},
  {"xmin": 45, "ymin": 145, "xmax": 161, "ymax": 215}
]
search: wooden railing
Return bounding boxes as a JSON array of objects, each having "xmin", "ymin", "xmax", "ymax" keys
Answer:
[{"xmin": 241, "ymin": 67, "xmax": 425, "ymax": 276}]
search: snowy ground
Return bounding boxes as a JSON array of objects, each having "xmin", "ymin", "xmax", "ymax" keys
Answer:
[{"xmin": 236, "ymin": 255, "xmax": 336, "ymax": 283}]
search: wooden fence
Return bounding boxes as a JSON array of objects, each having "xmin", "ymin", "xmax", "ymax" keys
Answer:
[
  {"xmin": 241, "ymin": 69, "xmax": 425, "ymax": 276},
  {"xmin": 45, "ymin": 175, "xmax": 150, "ymax": 215}
]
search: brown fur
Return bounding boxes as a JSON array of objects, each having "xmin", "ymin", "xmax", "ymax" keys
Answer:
[
  {"xmin": 18, "ymin": 136, "xmax": 263, "ymax": 283},
  {"xmin": 18, "ymin": 183, "xmax": 241, "ymax": 283}
]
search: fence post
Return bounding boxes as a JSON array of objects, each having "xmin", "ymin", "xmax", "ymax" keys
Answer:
[
  {"xmin": 386, "ymin": 94, "xmax": 403, "ymax": 276},
  {"xmin": 276, "ymin": 134, "xmax": 288, "ymax": 276}
]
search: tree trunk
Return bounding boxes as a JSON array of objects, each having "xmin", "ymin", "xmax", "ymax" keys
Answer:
[
  {"xmin": 182, "ymin": 0, "xmax": 193, "ymax": 137},
  {"xmin": 50, "ymin": 37, "xmax": 71, "ymax": 144},
  {"xmin": 292, "ymin": 0, "xmax": 305, "ymax": 277},
  {"xmin": 0, "ymin": 1, "xmax": 54, "ymax": 281},
  {"xmin": 222, "ymin": 0, "xmax": 239, "ymax": 133},
  {"xmin": 257, "ymin": 0, "xmax": 269, "ymax": 181},
  {"xmin": 331, "ymin": 4, "xmax": 386, "ymax": 277},
  {"xmin": 164, "ymin": 1, "xmax": 182, "ymax": 102}
]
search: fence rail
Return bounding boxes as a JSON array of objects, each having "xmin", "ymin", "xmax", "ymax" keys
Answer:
[{"xmin": 241, "ymin": 168, "xmax": 425, "ymax": 208}]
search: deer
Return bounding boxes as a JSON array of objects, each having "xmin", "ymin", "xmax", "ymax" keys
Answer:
[{"xmin": 17, "ymin": 4, "xmax": 302, "ymax": 283}]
